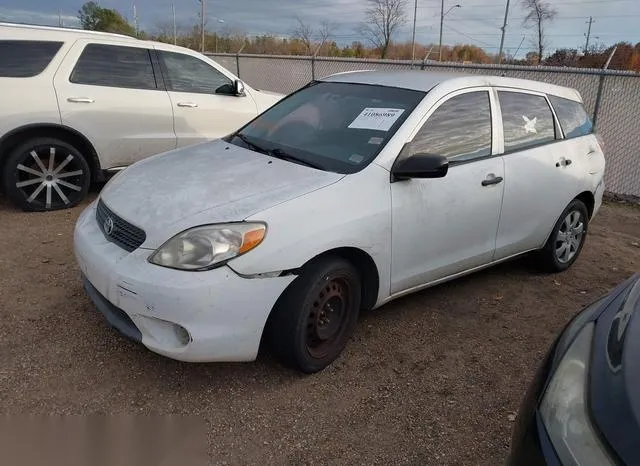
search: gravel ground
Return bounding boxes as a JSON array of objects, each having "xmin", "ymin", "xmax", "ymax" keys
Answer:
[{"xmin": 0, "ymin": 193, "xmax": 638, "ymax": 465}]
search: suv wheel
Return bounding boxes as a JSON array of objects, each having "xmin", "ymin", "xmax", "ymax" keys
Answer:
[{"xmin": 2, "ymin": 138, "xmax": 91, "ymax": 212}]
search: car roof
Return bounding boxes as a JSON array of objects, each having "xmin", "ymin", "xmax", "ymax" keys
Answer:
[
  {"xmin": 320, "ymin": 70, "xmax": 583, "ymax": 102},
  {"xmin": 0, "ymin": 22, "xmax": 218, "ymax": 58}
]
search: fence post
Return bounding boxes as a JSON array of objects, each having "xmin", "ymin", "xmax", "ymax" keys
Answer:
[
  {"xmin": 592, "ymin": 74, "xmax": 605, "ymax": 131},
  {"xmin": 593, "ymin": 45, "xmax": 618, "ymax": 131},
  {"xmin": 311, "ymin": 55, "xmax": 315, "ymax": 80},
  {"xmin": 235, "ymin": 44, "xmax": 246, "ymax": 79}
]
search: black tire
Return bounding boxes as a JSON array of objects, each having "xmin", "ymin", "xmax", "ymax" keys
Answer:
[
  {"xmin": 537, "ymin": 199, "xmax": 589, "ymax": 272},
  {"xmin": 266, "ymin": 257, "xmax": 361, "ymax": 373},
  {"xmin": 2, "ymin": 137, "xmax": 91, "ymax": 212}
]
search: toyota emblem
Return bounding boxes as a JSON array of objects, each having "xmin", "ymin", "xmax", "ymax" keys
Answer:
[{"xmin": 103, "ymin": 216, "xmax": 115, "ymax": 236}]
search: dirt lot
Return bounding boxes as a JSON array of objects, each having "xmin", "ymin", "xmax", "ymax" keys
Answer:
[{"xmin": 0, "ymin": 192, "xmax": 638, "ymax": 465}]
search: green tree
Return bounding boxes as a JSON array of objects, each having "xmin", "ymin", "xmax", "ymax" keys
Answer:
[{"xmin": 78, "ymin": 1, "xmax": 136, "ymax": 36}]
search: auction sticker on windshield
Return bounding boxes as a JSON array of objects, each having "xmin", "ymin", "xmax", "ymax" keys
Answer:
[{"xmin": 348, "ymin": 108, "xmax": 405, "ymax": 131}]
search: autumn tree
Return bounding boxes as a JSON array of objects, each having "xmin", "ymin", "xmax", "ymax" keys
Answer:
[
  {"xmin": 359, "ymin": 0, "xmax": 407, "ymax": 58},
  {"xmin": 522, "ymin": 0, "xmax": 557, "ymax": 62},
  {"xmin": 292, "ymin": 17, "xmax": 314, "ymax": 55},
  {"xmin": 78, "ymin": 1, "xmax": 135, "ymax": 36}
]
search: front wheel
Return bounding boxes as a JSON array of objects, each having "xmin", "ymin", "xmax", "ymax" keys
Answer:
[
  {"xmin": 537, "ymin": 199, "xmax": 589, "ymax": 272},
  {"xmin": 266, "ymin": 257, "xmax": 361, "ymax": 373},
  {"xmin": 2, "ymin": 137, "xmax": 91, "ymax": 212}
]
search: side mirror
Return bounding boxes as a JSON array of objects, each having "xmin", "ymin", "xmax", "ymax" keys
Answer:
[
  {"xmin": 391, "ymin": 153, "xmax": 449, "ymax": 181},
  {"xmin": 233, "ymin": 79, "xmax": 245, "ymax": 96}
]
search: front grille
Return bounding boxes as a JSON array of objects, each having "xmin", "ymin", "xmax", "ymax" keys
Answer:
[{"xmin": 96, "ymin": 199, "xmax": 146, "ymax": 252}]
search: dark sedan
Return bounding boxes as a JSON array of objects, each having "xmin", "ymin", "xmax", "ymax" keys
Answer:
[{"xmin": 508, "ymin": 272, "xmax": 640, "ymax": 465}]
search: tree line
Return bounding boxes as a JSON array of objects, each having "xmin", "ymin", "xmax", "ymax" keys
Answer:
[{"xmin": 77, "ymin": 1, "xmax": 640, "ymax": 71}]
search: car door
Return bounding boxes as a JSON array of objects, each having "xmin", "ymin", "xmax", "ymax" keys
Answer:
[
  {"xmin": 155, "ymin": 49, "xmax": 259, "ymax": 147},
  {"xmin": 493, "ymin": 89, "xmax": 581, "ymax": 260},
  {"xmin": 54, "ymin": 40, "xmax": 176, "ymax": 168},
  {"xmin": 390, "ymin": 88, "xmax": 505, "ymax": 294}
]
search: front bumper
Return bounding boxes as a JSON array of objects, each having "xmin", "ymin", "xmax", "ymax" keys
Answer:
[{"xmin": 73, "ymin": 201, "xmax": 296, "ymax": 362}]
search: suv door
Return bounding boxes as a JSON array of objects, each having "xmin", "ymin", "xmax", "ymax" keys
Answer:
[
  {"xmin": 54, "ymin": 40, "xmax": 176, "ymax": 168},
  {"xmin": 156, "ymin": 49, "xmax": 259, "ymax": 147},
  {"xmin": 493, "ymin": 89, "xmax": 581, "ymax": 260},
  {"xmin": 390, "ymin": 89, "xmax": 505, "ymax": 294}
]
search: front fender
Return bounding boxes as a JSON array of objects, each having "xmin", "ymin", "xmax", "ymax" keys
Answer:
[{"xmin": 228, "ymin": 164, "xmax": 392, "ymax": 303}]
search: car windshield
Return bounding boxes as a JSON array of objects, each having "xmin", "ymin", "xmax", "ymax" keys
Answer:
[{"xmin": 228, "ymin": 81, "xmax": 425, "ymax": 174}]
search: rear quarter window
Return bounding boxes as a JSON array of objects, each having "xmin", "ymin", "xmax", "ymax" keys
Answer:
[
  {"xmin": 548, "ymin": 95, "xmax": 593, "ymax": 139},
  {"xmin": 0, "ymin": 40, "xmax": 64, "ymax": 77}
]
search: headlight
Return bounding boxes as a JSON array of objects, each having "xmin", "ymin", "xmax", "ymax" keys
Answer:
[
  {"xmin": 540, "ymin": 322, "xmax": 615, "ymax": 465},
  {"xmin": 148, "ymin": 223, "xmax": 266, "ymax": 271}
]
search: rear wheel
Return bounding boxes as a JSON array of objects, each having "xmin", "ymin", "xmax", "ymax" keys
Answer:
[
  {"xmin": 266, "ymin": 257, "xmax": 361, "ymax": 373},
  {"xmin": 2, "ymin": 138, "xmax": 91, "ymax": 212},
  {"xmin": 537, "ymin": 199, "xmax": 589, "ymax": 272}
]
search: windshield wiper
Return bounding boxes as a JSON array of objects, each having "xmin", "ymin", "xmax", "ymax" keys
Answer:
[
  {"xmin": 234, "ymin": 133, "xmax": 269, "ymax": 154},
  {"xmin": 234, "ymin": 133, "xmax": 323, "ymax": 170},
  {"xmin": 267, "ymin": 148, "xmax": 324, "ymax": 170}
]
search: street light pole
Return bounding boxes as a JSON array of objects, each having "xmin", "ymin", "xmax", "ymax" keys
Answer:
[
  {"xmin": 172, "ymin": 3, "xmax": 176, "ymax": 45},
  {"xmin": 438, "ymin": 3, "xmax": 461, "ymax": 62},
  {"xmin": 200, "ymin": 0, "xmax": 205, "ymax": 53},
  {"xmin": 439, "ymin": 0, "xmax": 444, "ymax": 62},
  {"xmin": 411, "ymin": 0, "xmax": 418, "ymax": 63}
]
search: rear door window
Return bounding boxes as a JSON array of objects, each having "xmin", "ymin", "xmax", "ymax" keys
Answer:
[
  {"xmin": 498, "ymin": 91, "xmax": 556, "ymax": 152},
  {"xmin": 70, "ymin": 43, "xmax": 157, "ymax": 90},
  {"xmin": 548, "ymin": 95, "xmax": 593, "ymax": 139},
  {"xmin": 0, "ymin": 40, "xmax": 63, "ymax": 77}
]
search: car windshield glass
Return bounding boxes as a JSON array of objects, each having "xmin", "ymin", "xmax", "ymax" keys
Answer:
[{"xmin": 228, "ymin": 81, "xmax": 425, "ymax": 174}]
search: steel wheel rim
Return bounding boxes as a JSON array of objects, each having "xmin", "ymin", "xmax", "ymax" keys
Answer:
[
  {"xmin": 305, "ymin": 276, "xmax": 353, "ymax": 359},
  {"xmin": 555, "ymin": 210, "xmax": 585, "ymax": 264},
  {"xmin": 15, "ymin": 144, "xmax": 85, "ymax": 209}
]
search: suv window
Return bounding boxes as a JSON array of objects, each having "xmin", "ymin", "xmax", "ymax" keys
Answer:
[
  {"xmin": 411, "ymin": 91, "xmax": 492, "ymax": 162},
  {"xmin": 548, "ymin": 95, "xmax": 593, "ymax": 139},
  {"xmin": 70, "ymin": 44, "xmax": 157, "ymax": 90},
  {"xmin": 159, "ymin": 51, "xmax": 233, "ymax": 94},
  {"xmin": 499, "ymin": 91, "xmax": 556, "ymax": 152},
  {"xmin": 0, "ymin": 40, "xmax": 63, "ymax": 77}
]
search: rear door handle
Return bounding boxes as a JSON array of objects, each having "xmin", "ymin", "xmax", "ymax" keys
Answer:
[
  {"xmin": 177, "ymin": 102, "xmax": 198, "ymax": 108},
  {"xmin": 67, "ymin": 97, "xmax": 94, "ymax": 103},
  {"xmin": 481, "ymin": 176, "xmax": 503, "ymax": 187}
]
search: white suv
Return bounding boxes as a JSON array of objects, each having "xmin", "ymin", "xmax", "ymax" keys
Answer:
[{"xmin": 0, "ymin": 22, "xmax": 282, "ymax": 211}]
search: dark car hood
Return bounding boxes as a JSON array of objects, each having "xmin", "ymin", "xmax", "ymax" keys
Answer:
[{"xmin": 589, "ymin": 273, "xmax": 640, "ymax": 464}]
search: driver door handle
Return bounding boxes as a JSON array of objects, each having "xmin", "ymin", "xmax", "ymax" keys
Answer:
[
  {"xmin": 481, "ymin": 176, "xmax": 503, "ymax": 187},
  {"xmin": 177, "ymin": 102, "xmax": 198, "ymax": 108}
]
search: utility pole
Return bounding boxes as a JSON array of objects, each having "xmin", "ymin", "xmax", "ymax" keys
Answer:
[
  {"xmin": 200, "ymin": 0, "xmax": 206, "ymax": 53},
  {"xmin": 497, "ymin": 0, "xmax": 510, "ymax": 63},
  {"xmin": 57, "ymin": 8, "xmax": 63, "ymax": 27},
  {"xmin": 132, "ymin": 4, "xmax": 139, "ymax": 37},
  {"xmin": 411, "ymin": 0, "xmax": 418, "ymax": 63},
  {"xmin": 584, "ymin": 16, "xmax": 594, "ymax": 54},
  {"xmin": 439, "ymin": 0, "xmax": 444, "ymax": 62},
  {"xmin": 172, "ymin": 3, "xmax": 177, "ymax": 45}
]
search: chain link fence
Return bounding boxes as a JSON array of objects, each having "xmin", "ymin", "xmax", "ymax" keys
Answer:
[{"xmin": 209, "ymin": 53, "xmax": 640, "ymax": 199}]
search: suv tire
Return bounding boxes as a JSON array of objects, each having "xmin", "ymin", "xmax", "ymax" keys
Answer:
[{"xmin": 2, "ymin": 137, "xmax": 91, "ymax": 212}]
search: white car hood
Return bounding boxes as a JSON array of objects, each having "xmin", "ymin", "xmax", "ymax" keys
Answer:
[{"xmin": 99, "ymin": 139, "xmax": 344, "ymax": 248}]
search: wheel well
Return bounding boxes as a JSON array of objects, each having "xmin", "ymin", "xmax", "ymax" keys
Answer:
[
  {"xmin": 0, "ymin": 124, "xmax": 102, "ymax": 182},
  {"xmin": 575, "ymin": 191, "xmax": 595, "ymax": 218},
  {"xmin": 300, "ymin": 247, "xmax": 380, "ymax": 311}
]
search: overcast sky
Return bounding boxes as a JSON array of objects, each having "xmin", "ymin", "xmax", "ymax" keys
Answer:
[{"xmin": 1, "ymin": 0, "xmax": 639, "ymax": 57}]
